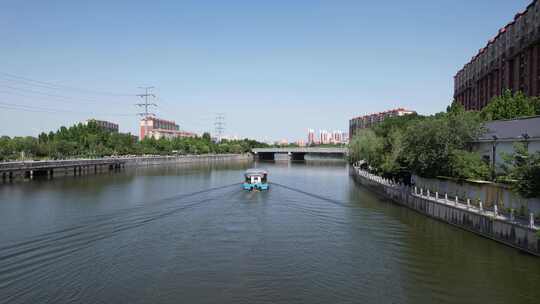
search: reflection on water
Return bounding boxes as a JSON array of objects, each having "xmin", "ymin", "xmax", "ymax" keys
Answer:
[{"xmin": 0, "ymin": 161, "xmax": 539, "ymax": 304}]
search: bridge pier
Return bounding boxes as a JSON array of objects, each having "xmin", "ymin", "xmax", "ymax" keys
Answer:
[
  {"xmin": 254, "ymin": 152, "xmax": 274, "ymax": 161},
  {"xmin": 274, "ymin": 153, "xmax": 291, "ymax": 161}
]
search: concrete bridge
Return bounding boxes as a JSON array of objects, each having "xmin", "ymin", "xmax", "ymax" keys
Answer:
[
  {"xmin": 252, "ymin": 147, "xmax": 348, "ymax": 161},
  {"xmin": 0, "ymin": 158, "xmax": 126, "ymax": 181}
]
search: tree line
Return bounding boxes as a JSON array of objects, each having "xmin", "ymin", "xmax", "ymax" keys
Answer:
[
  {"xmin": 0, "ymin": 121, "xmax": 269, "ymax": 161},
  {"xmin": 349, "ymin": 90, "xmax": 540, "ymax": 198}
]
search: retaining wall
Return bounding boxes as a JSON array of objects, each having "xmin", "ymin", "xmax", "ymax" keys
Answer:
[
  {"xmin": 412, "ymin": 175, "xmax": 540, "ymax": 215},
  {"xmin": 351, "ymin": 167, "xmax": 540, "ymax": 256},
  {"xmin": 122, "ymin": 154, "xmax": 252, "ymax": 166}
]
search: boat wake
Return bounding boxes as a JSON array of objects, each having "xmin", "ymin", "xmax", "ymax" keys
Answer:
[{"xmin": 0, "ymin": 183, "xmax": 238, "ymax": 301}]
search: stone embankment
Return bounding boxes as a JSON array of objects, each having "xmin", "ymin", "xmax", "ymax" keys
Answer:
[{"xmin": 351, "ymin": 166, "xmax": 540, "ymax": 256}]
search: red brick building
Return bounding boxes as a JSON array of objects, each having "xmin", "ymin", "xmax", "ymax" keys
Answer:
[
  {"xmin": 139, "ymin": 116, "xmax": 197, "ymax": 140},
  {"xmin": 454, "ymin": 0, "xmax": 540, "ymax": 111}
]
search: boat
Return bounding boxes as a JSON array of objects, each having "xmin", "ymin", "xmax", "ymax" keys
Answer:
[{"xmin": 243, "ymin": 169, "xmax": 269, "ymax": 191}]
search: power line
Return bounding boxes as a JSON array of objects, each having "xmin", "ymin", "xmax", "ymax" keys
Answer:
[
  {"xmin": 0, "ymin": 101, "xmax": 135, "ymax": 116},
  {"xmin": 0, "ymin": 76, "xmax": 81, "ymax": 92},
  {"xmin": 0, "ymin": 72, "xmax": 135, "ymax": 97},
  {"xmin": 0, "ymin": 85, "xmax": 126, "ymax": 105}
]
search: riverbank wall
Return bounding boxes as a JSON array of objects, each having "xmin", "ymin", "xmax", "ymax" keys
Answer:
[
  {"xmin": 121, "ymin": 154, "xmax": 252, "ymax": 167},
  {"xmin": 0, "ymin": 154, "xmax": 253, "ymax": 182},
  {"xmin": 412, "ymin": 175, "xmax": 540, "ymax": 215},
  {"xmin": 351, "ymin": 166, "xmax": 540, "ymax": 256}
]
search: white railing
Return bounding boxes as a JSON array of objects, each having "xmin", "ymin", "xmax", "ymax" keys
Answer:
[{"xmin": 353, "ymin": 166, "xmax": 537, "ymax": 230}]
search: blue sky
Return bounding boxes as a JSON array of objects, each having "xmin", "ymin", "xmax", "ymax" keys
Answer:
[{"xmin": 0, "ymin": 0, "xmax": 532, "ymax": 141}]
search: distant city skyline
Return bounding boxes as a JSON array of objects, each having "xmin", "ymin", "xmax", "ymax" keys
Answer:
[
  {"xmin": 305, "ymin": 129, "xmax": 347, "ymax": 145},
  {"xmin": 0, "ymin": 0, "xmax": 531, "ymax": 141}
]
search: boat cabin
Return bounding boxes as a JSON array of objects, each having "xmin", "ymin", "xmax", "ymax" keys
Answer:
[{"xmin": 243, "ymin": 169, "xmax": 269, "ymax": 191}]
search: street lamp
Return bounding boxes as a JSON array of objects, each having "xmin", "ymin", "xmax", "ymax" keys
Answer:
[
  {"xmin": 491, "ymin": 135, "xmax": 498, "ymax": 180},
  {"xmin": 521, "ymin": 132, "xmax": 530, "ymax": 151}
]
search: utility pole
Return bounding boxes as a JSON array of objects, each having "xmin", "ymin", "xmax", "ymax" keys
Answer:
[
  {"xmin": 136, "ymin": 86, "xmax": 157, "ymax": 140},
  {"xmin": 214, "ymin": 113, "xmax": 225, "ymax": 142}
]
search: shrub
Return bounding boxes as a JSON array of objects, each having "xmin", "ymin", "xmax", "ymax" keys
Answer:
[
  {"xmin": 448, "ymin": 150, "xmax": 490, "ymax": 181},
  {"xmin": 503, "ymin": 143, "xmax": 540, "ymax": 198}
]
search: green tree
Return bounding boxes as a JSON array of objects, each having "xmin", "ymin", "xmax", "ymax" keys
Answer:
[
  {"xmin": 448, "ymin": 150, "xmax": 490, "ymax": 180},
  {"xmin": 379, "ymin": 128, "xmax": 406, "ymax": 175},
  {"xmin": 349, "ymin": 129, "xmax": 384, "ymax": 171},
  {"xmin": 402, "ymin": 105, "xmax": 484, "ymax": 178},
  {"xmin": 502, "ymin": 143, "xmax": 540, "ymax": 198},
  {"xmin": 480, "ymin": 90, "xmax": 537, "ymax": 121},
  {"xmin": 230, "ymin": 144, "xmax": 243, "ymax": 154},
  {"xmin": 370, "ymin": 114, "xmax": 422, "ymax": 177},
  {"xmin": 0, "ymin": 122, "xmax": 268, "ymax": 161},
  {"xmin": 402, "ymin": 116, "xmax": 450, "ymax": 177}
]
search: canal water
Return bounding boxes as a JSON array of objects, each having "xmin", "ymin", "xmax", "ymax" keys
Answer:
[{"xmin": 0, "ymin": 161, "xmax": 539, "ymax": 304}]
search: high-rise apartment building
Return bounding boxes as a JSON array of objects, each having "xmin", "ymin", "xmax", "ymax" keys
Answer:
[
  {"xmin": 296, "ymin": 139, "xmax": 306, "ymax": 147},
  {"xmin": 454, "ymin": 1, "xmax": 540, "ymax": 110},
  {"xmin": 306, "ymin": 128, "xmax": 347, "ymax": 145},
  {"xmin": 307, "ymin": 129, "xmax": 316, "ymax": 144},
  {"xmin": 85, "ymin": 119, "xmax": 119, "ymax": 133},
  {"xmin": 319, "ymin": 130, "xmax": 330, "ymax": 144},
  {"xmin": 332, "ymin": 130, "xmax": 342, "ymax": 144},
  {"xmin": 349, "ymin": 108, "xmax": 415, "ymax": 140}
]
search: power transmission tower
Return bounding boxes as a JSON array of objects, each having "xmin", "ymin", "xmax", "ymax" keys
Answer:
[
  {"xmin": 136, "ymin": 86, "xmax": 157, "ymax": 117},
  {"xmin": 214, "ymin": 113, "xmax": 225, "ymax": 141},
  {"xmin": 136, "ymin": 86, "xmax": 157, "ymax": 139}
]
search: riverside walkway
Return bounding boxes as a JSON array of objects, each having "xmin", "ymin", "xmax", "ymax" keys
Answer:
[{"xmin": 353, "ymin": 166, "xmax": 539, "ymax": 256}]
